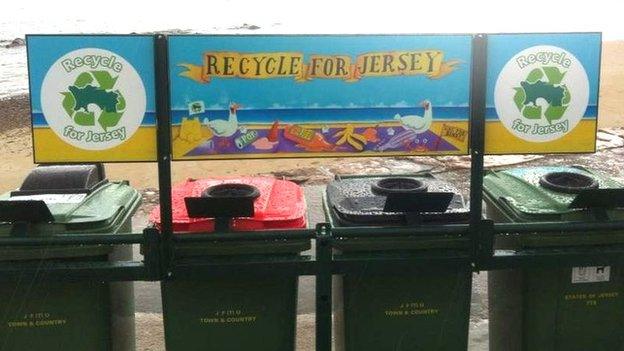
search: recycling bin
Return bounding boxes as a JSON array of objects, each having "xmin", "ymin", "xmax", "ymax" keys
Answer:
[
  {"xmin": 151, "ymin": 177, "xmax": 309, "ymax": 351},
  {"xmin": 0, "ymin": 164, "xmax": 140, "ymax": 351},
  {"xmin": 484, "ymin": 166, "xmax": 624, "ymax": 351},
  {"xmin": 324, "ymin": 174, "xmax": 472, "ymax": 351}
]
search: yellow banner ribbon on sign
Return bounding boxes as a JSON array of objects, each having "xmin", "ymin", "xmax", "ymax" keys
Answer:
[{"xmin": 179, "ymin": 50, "xmax": 461, "ymax": 83}]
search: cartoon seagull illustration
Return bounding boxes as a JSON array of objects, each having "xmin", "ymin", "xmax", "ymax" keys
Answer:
[
  {"xmin": 394, "ymin": 100, "xmax": 433, "ymax": 134},
  {"xmin": 204, "ymin": 102, "xmax": 241, "ymax": 137}
]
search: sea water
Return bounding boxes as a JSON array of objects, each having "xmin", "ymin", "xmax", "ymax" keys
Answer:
[{"xmin": 1, "ymin": 0, "xmax": 622, "ymax": 100}]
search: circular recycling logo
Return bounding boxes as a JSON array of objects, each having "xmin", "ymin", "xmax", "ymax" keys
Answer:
[
  {"xmin": 40, "ymin": 48, "xmax": 146, "ymax": 150},
  {"xmin": 494, "ymin": 45, "xmax": 589, "ymax": 143}
]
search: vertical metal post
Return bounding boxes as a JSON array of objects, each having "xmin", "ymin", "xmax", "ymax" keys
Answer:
[
  {"xmin": 315, "ymin": 223, "xmax": 332, "ymax": 351},
  {"xmin": 142, "ymin": 227, "xmax": 162, "ymax": 280},
  {"xmin": 468, "ymin": 34, "xmax": 488, "ymax": 261},
  {"xmin": 154, "ymin": 34, "xmax": 174, "ymax": 274},
  {"xmin": 476, "ymin": 219, "xmax": 495, "ymax": 268}
]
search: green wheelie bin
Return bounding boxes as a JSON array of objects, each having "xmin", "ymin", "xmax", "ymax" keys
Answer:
[
  {"xmin": 484, "ymin": 165, "xmax": 624, "ymax": 351},
  {"xmin": 324, "ymin": 174, "xmax": 472, "ymax": 351},
  {"xmin": 0, "ymin": 164, "xmax": 141, "ymax": 351},
  {"xmin": 151, "ymin": 177, "xmax": 309, "ymax": 351}
]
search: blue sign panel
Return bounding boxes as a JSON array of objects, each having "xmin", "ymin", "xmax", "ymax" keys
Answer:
[
  {"xmin": 27, "ymin": 35, "xmax": 156, "ymax": 162},
  {"xmin": 168, "ymin": 35, "xmax": 473, "ymax": 159},
  {"xmin": 485, "ymin": 32, "xmax": 601, "ymax": 154}
]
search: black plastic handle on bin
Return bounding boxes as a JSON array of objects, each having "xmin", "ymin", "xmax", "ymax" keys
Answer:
[
  {"xmin": 184, "ymin": 183, "xmax": 260, "ymax": 232},
  {"xmin": 11, "ymin": 163, "xmax": 108, "ymax": 196},
  {"xmin": 371, "ymin": 177, "xmax": 454, "ymax": 214}
]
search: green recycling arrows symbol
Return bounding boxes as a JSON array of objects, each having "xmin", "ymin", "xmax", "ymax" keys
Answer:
[
  {"xmin": 513, "ymin": 66, "xmax": 570, "ymax": 125},
  {"xmin": 61, "ymin": 70, "xmax": 126, "ymax": 131}
]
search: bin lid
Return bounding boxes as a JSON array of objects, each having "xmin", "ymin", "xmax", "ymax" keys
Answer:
[
  {"xmin": 326, "ymin": 174, "xmax": 469, "ymax": 226},
  {"xmin": 0, "ymin": 181, "xmax": 141, "ymax": 232},
  {"xmin": 150, "ymin": 177, "xmax": 307, "ymax": 232},
  {"xmin": 15, "ymin": 164, "xmax": 106, "ymax": 196},
  {"xmin": 483, "ymin": 166, "xmax": 624, "ymax": 219}
]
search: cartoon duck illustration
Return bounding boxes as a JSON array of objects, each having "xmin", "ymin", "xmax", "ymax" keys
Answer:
[
  {"xmin": 394, "ymin": 100, "xmax": 433, "ymax": 134},
  {"xmin": 204, "ymin": 102, "xmax": 241, "ymax": 137}
]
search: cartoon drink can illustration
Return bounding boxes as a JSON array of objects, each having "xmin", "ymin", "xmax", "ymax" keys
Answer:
[{"xmin": 235, "ymin": 130, "xmax": 258, "ymax": 149}]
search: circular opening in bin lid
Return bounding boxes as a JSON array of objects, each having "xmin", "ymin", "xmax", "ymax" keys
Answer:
[
  {"xmin": 539, "ymin": 172, "xmax": 599, "ymax": 194},
  {"xmin": 371, "ymin": 177, "xmax": 428, "ymax": 195},
  {"xmin": 202, "ymin": 183, "xmax": 261, "ymax": 199}
]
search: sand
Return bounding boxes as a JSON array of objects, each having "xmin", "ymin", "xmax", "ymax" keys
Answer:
[{"xmin": 599, "ymin": 41, "xmax": 624, "ymax": 127}]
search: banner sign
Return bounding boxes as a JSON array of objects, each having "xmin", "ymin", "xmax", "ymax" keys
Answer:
[
  {"xmin": 169, "ymin": 35, "xmax": 472, "ymax": 159},
  {"xmin": 27, "ymin": 35, "xmax": 157, "ymax": 162},
  {"xmin": 25, "ymin": 33, "xmax": 601, "ymax": 162},
  {"xmin": 179, "ymin": 50, "xmax": 456, "ymax": 83},
  {"xmin": 485, "ymin": 33, "xmax": 601, "ymax": 154}
]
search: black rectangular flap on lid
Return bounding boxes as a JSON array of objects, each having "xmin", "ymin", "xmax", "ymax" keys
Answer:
[
  {"xmin": 184, "ymin": 182, "xmax": 260, "ymax": 219},
  {"xmin": 184, "ymin": 197, "xmax": 255, "ymax": 218},
  {"xmin": 569, "ymin": 189, "xmax": 624, "ymax": 209},
  {"xmin": 0, "ymin": 200, "xmax": 54, "ymax": 223},
  {"xmin": 383, "ymin": 192, "xmax": 454, "ymax": 213}
]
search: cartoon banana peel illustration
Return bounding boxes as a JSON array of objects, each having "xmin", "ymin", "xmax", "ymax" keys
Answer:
[{"xmin": 333, "ymin": 124, "xmax": 368, "ymax": 151}]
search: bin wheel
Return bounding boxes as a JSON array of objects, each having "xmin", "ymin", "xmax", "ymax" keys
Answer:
[
  {"xmin": 539, "ymin": 171, "xmax": 599, "ymax": 194},
  {"xmin": 371, "ymin": 177, "xmax": 428, "ymax": 195}
]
